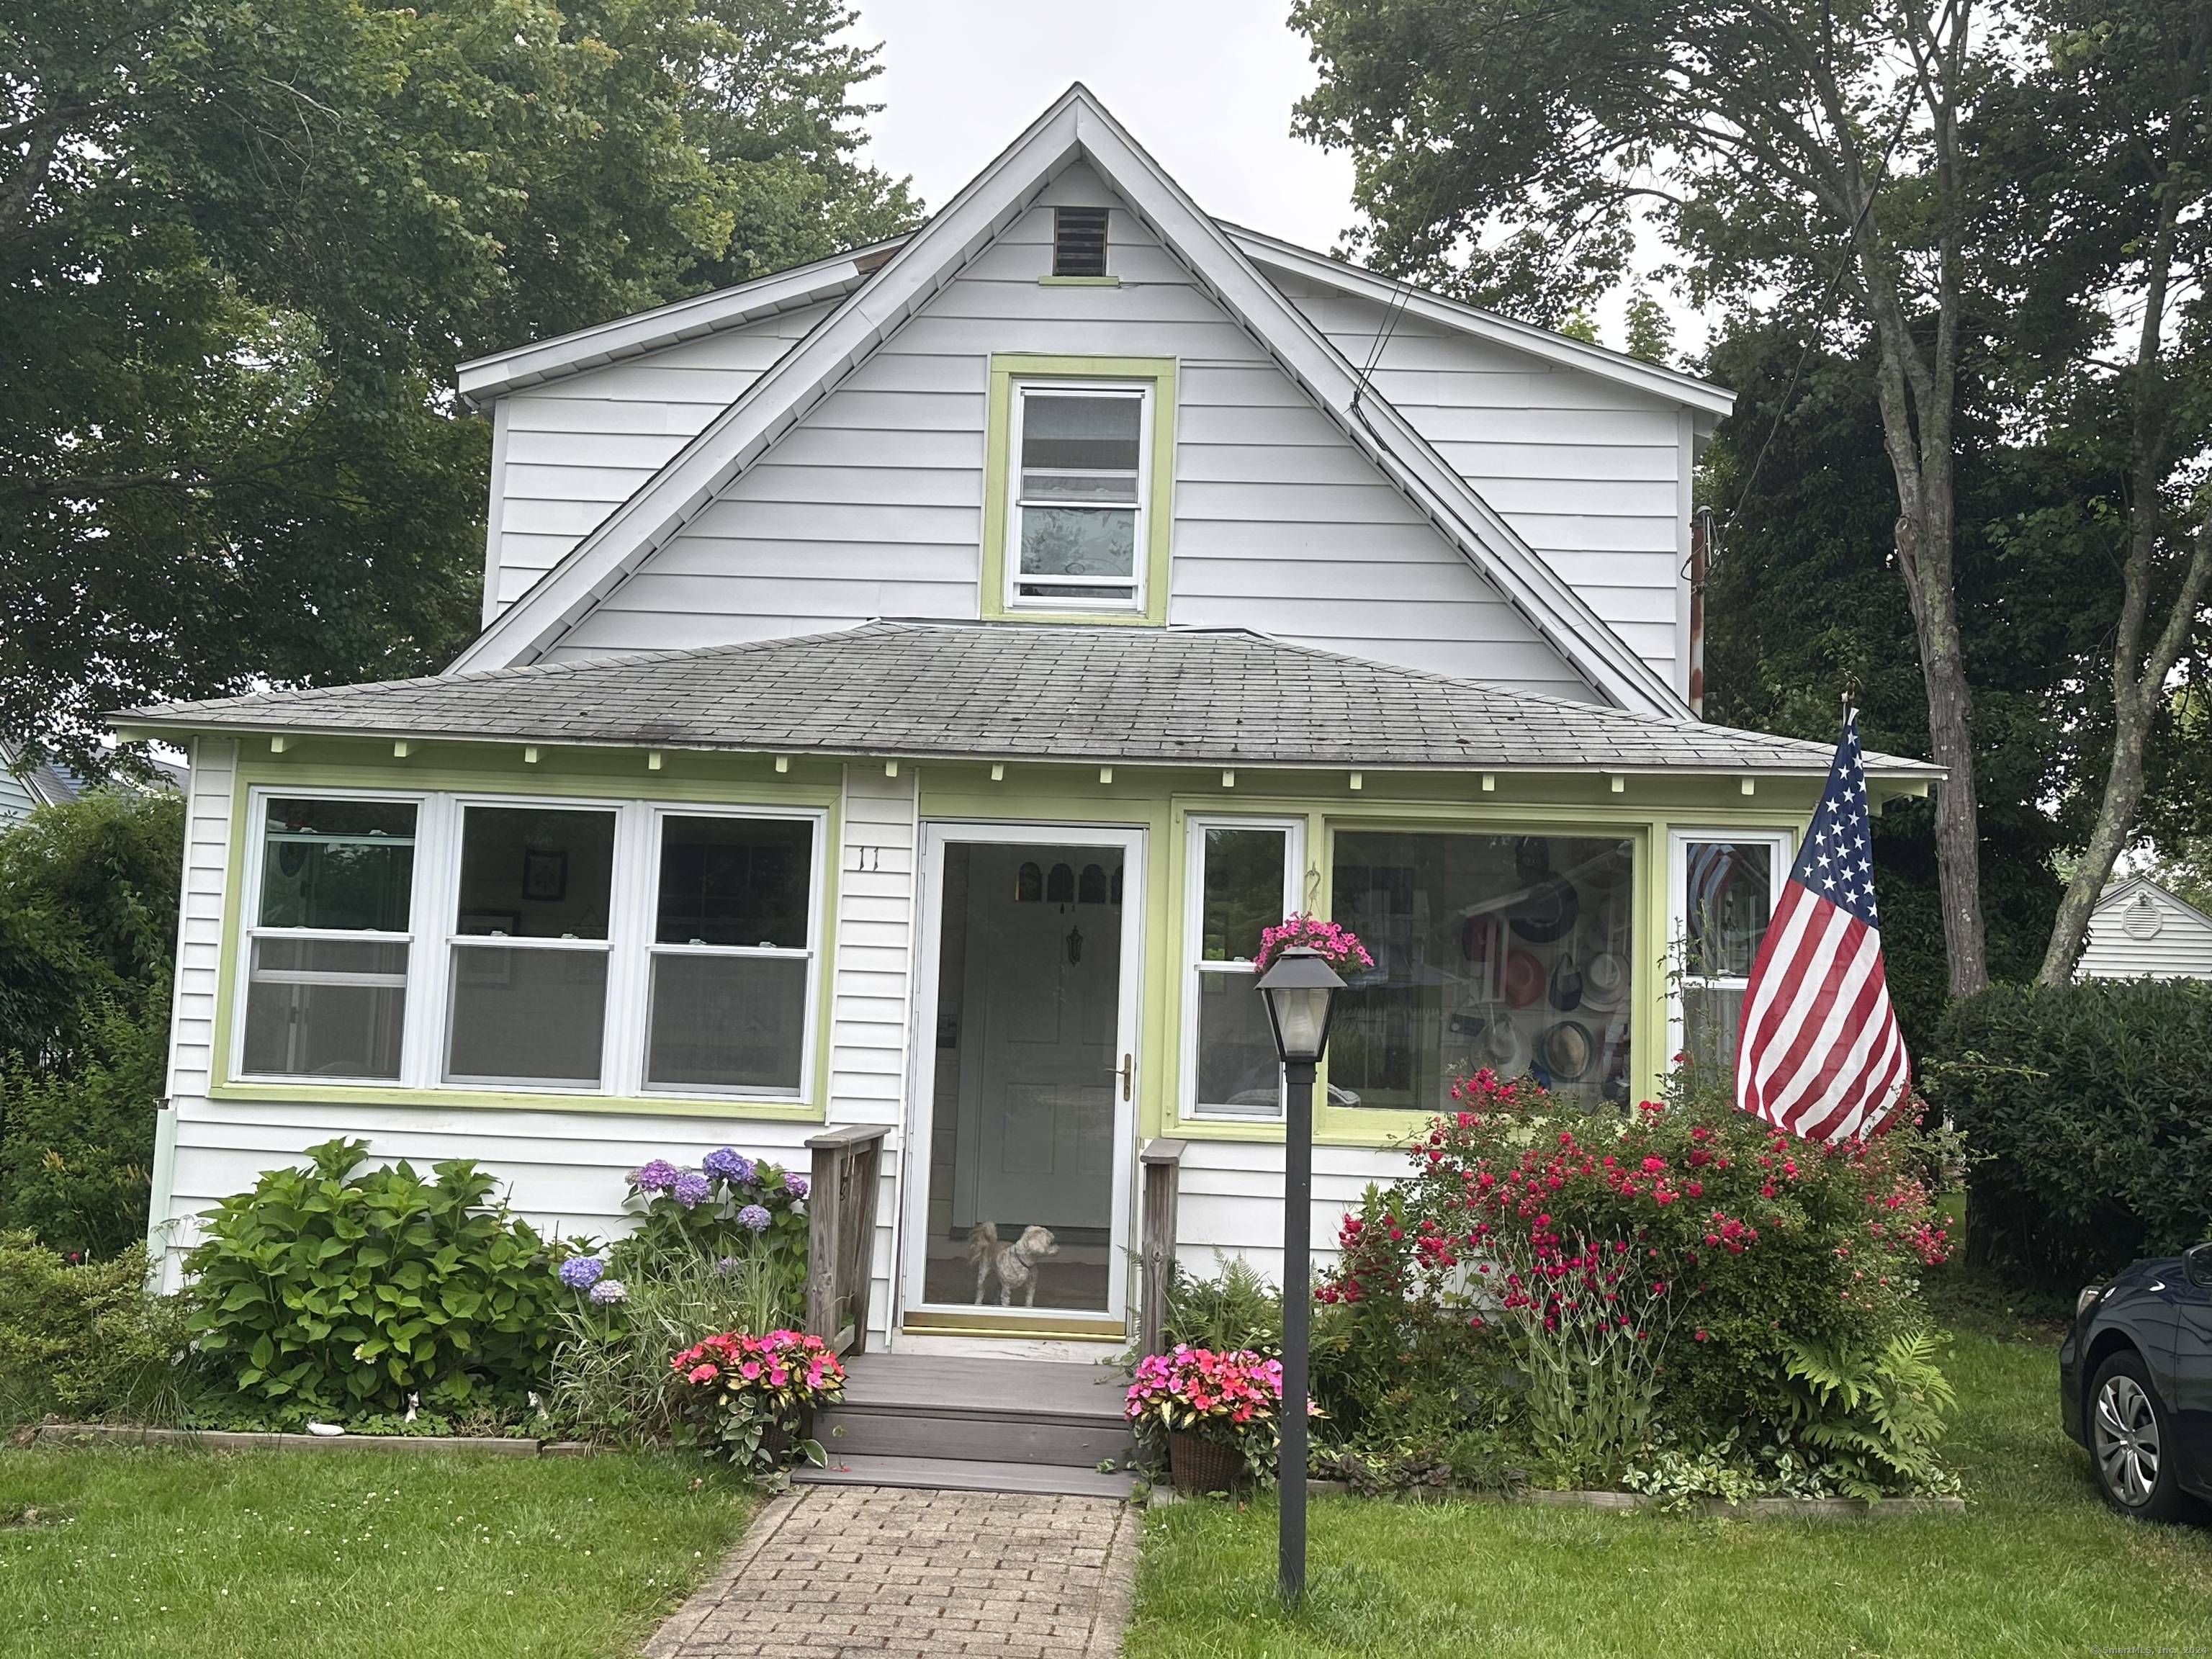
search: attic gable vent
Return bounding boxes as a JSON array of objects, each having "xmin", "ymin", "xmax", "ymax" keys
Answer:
[
  {"xmin": 1053, "ymin": 207, "xmax": 1110, "ymax": 276},
  {"xmin": 2122, "ymin": 893, "xmax": 2164, "ymax": 940}
]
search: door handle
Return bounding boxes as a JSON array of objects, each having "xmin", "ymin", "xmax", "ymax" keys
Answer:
[{"xmin": 1110, "ymin": 1053, "xmax": 1132, "ymax": 1101}]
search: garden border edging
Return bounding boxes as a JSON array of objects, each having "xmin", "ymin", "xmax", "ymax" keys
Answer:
[
  {"xmin": 17, "ymin": 1424, "xmax": 604, "ymax": 1457},
  {"xmin": 1155, "ymin": 1479, "xmax": 1964, "ymax": 1520}
]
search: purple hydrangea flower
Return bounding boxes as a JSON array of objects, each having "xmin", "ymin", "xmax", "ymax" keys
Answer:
[
  {"xmin": 702, "ymin": 1147, "xmax": 754, "ymax": 1184},
  {"xmin": 736, "ymin": 1204, "xmax": 771, "ymax": 1232},
  {"xmin": 633, "ymin": 1159, "xmax": 680, "ymax": 1193},
  {"xmin": 557, "ymin": 1255, "xmax": 606, "ymax": 1290},
  {"xmin": 714, "ymin": 1256, "xmax": 742, "ymax": 1274},
  {"xmin": 588, "ymin": 1278, "xmax": 629, "ymax": 1305},
  {"xmin": 672, "ymin": 1172, "xmax": 712, "ymax": 1209},
  {"xmin": 783, "ymin": 1172, "xmax": 809, "ymax": 1200}
]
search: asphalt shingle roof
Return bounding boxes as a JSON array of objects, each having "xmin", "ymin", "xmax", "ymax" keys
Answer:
[{"xmin": 113, "ymin": 621, "xmax": 1939, "ymax": 777}]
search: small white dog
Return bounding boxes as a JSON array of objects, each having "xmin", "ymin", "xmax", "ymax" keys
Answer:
[{"xmin": 966, "ymin": 1222, "xmax": 1059, "ymax": 1306}]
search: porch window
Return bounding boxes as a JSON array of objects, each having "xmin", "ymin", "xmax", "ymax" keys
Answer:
[
  {"xmin": 644, "ymin": 813, "xmax": 817, "ymax": 1094},
  {"xmin": 1330, "ymin": 831, "xmax": 1635, "ymax": 1112},
  {"xmin": 1671, "ymin": 833, "xmax": 1789, "ymax": 1078},
  {"xmin": 1008, "ymin": 384, "xmax": 1148, "ymax": 609},
  {"xmin": 1183, "ymin": 818, "xmax": 1302, "ymax": 1118},
  {"xmin": 445, "ymin": 805, "xmax": 617, "ymax": 1087},
  {"xmin": 240, "ymin": 797, "xmax": 415, "ymax": 1079}
]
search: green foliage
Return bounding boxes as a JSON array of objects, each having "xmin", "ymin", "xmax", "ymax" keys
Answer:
[
  {"xmin": 546, "ymin": 1254, "xmax": 800, "ymax": 1447},
  {"xmin": 3, "ymin": 0, "xmax": 920, "ymax": 772},
  {"xmin": 1923, "ymin": 978, "xmax": 2212, "ymax": 1289},
  {"xmin": 184, "ymin": 1138, "xmax": 559, "ymax": 1416},
  {"xmin": 1164, "ymin": 1254, "xmax": 1283, "ymax": 1357},
  {"xmin": 0, "ymin": 790, "xmax": 182, "ymax": 1254},
  {"xmin": 0, "ymin": 1232, "xmax": 197, "ymax": 1426},
  {"xmin": 1782, "ymin": 1329, "xmax": 1960, "ymax": 1500}
]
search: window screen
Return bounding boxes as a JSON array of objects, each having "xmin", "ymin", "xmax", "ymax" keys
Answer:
[{"xmin": 1015, "ymin": 387, "xmax": 1143, "ymax": 604}]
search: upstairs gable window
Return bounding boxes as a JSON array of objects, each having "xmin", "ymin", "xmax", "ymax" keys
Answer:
[{"xmin": 1010, "ymin": 384, "xmax": 1148, "ymax": 609}]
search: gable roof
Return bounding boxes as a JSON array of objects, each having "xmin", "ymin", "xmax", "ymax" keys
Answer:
[
  {"xmin": 1221, "ymin": 225, "xmax": 1734, "ymax": 422},
  {"xmin": 446, "ymin": 85, "xmax": 1687, "ymax": 717},
  {"xmin": 2094, "ymin": 875, "xmax": 2212, "ymax": 928},
  {"xmin": 117, "ymin": 619, "xmax": 1938, "ymax": 779},
  {"xmin": 453, "ymin": 235, "xmax": 909, "ymax": 406}
]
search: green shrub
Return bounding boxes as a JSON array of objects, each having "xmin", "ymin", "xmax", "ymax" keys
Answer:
[
  {"xmin": 184, "ymin": 1138, "xmax": 558, "ymax": 1416},
  {"xmin": 0, "ymin": 986, "xmax": 165, "ymax": 1259},
  {"xmin": 1310, "ymin": 1069, "xmax": 1959, "ymax": 1494},
  {"xmin": 1923, "ymin": 979, "xmax": 2212, "ymax": 1290},
  {"xmin": 0, "ymin": 1231, "xmax": 197, "ymax": 1425},
  {"xmin": 1163, "ymin": 1254, "xmax": 1282, "ymax": 1356}
]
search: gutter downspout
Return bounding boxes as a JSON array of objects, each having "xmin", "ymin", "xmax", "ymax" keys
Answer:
[{"xmin": 1689, "ymin": 504, "xmax": 1714, "ymax": 719}]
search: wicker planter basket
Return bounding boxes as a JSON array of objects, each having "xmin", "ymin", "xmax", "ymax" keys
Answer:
[{"xmin": 1166, "ymin": 1430, "xmax": 1249, "ymax": 1495}]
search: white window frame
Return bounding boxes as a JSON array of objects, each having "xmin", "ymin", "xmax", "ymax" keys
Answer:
[
  {"xmin": 1665, "ymin": 827, "xmax": 1793, "ymax": 1068},
  {"xmin": 635, "ymin": 803, "xmax": 827, "ymax": 1102},
  {"xmin": 1004, "ymin": 379, "xmax": 1153, "ymax": 615},
  {"xmin": 235, "ymin": 785, "xmax": 428, "ymax": 1084},
  {"xmin": 1180, "ymin": 814, "xmax": 1305, "ymax": 1122},
  {"xmin": 230, "ymin": 786, "xmax": 827, "ymax": 1104}
]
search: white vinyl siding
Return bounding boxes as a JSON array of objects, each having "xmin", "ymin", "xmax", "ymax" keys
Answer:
[
  {"xmin": 483, "ymin": 300, "xmax": 838, "ymax": 620},
  {"xmin": 2078, "ymin": 881, "xmax": 2212, "ymax": 981},
  {"xmin": 541, "ymin": 165, "xmax": 1593, "ymax": 700},
  {"xmin": 1269, "ymin": 274, "xmax": 1691, "ymax": 695}
]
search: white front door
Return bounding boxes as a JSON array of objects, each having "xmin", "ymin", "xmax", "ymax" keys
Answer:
[{"xmin": 902, "ymin": 823, "xmax": 1145, "ymax": 1329}]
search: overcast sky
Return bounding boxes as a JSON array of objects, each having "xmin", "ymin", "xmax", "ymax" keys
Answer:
[
  {"xmin": 846, "ymin": 0, "xmax": 1359, "ymax": 253},
  {"xmin": 843, "ymin": 2, "xmax": 1694, "ymax": 354}
]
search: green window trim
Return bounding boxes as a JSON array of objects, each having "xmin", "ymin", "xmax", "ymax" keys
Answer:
[{"xmin": 982, "ymin": 354, "xmax": 1177, "ymax": 626}]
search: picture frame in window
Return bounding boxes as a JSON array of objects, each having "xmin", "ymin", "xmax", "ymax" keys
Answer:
[
  {"xmin": 459, "ymin": 910, "xmax": 521, "ymax": 937},
  {"xmin": 522, "ymin": 848, "xmax": 567, "ymax": 902}
]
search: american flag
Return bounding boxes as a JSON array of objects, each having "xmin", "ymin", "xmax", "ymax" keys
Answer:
[{"xmin": 1734, "ymin": 709, "xmax": 1912, "ymax": 1141}]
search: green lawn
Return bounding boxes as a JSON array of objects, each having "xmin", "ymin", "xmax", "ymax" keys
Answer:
[
  {"xmin": 1125, "ymin": 1324, "xmax": 2212, "ymax": 1658},
  {"xmin": 0, "ymin": 1447, "xmax": 757, "ymax": 1658}
]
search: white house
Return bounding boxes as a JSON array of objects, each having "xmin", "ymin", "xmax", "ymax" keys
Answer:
[
  {"xmin": 2078, "ymin": 875, "xmax": 2212, "ymax": 981},
  {"xmin": 117, "ymin": 87, "xmax": 1937, "ymax": 1358}
]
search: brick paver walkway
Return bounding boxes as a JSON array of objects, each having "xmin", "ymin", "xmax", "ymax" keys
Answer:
[{"xmin": 644, "ymin": 1484, "xmax": 1139, "ymax": 1658}]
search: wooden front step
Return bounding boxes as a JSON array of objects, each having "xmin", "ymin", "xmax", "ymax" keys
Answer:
[{"xmin": 817, "ymin": 1353, "xmax": 1135, "ymax": 1471}]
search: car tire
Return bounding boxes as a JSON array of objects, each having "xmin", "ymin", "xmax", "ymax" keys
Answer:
[{"xmin": 2088, "ymin": 1350, "xmax": 2189, "ymax": 1521}]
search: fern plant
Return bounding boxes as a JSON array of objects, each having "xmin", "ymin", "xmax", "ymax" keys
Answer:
[{"xmin": 1781, "ymin": 1329, "xmax": 1959, "ymax": 1498}]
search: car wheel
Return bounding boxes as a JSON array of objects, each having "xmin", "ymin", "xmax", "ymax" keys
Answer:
[{"xmin": 2089, "ymin": 1351, "xmax": 2188, "ymax": 1521}]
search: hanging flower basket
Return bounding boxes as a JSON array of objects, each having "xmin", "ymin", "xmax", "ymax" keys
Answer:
[{"xmin": 1253, "ymin": 914, "xmax": 1374, "ymax": 976}]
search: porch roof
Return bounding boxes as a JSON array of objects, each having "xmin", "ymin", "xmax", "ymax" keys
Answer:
[{"xmin": 113, "ymin": 620, "xmax": 1941, "ymax": 779}]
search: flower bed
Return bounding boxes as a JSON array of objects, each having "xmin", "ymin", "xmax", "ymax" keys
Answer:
[{"xmin": 1306, "ymin": 1069, "xmax": 1961, "ymax": 1502}]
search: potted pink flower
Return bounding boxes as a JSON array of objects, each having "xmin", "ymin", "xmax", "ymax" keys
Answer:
[
  {"xmin": 1125, "ymin": 1344, "xmax": 1286, "ymax": 1493},
  {"xmin": 671, "ymin": 1328, "xmax": 845, "ymax": 1472},
  {"xmin": 1253, "ymin": 914, "xmax": 1375, "ymax": 976}
]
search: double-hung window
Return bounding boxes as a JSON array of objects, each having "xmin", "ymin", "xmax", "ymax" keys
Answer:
[
  {"xmin": 1182, "ymin": 818, "xmax": 1303, "ymax": 1119},
  {"xmin": 1008, "ymin": 383, "xmax": 1149, "ymax": 610},
  {"xmin": 446, "ymin": 805, "xmax": 618, "ymax": 1087},
  {"xmin": 240, "ymin": 797, "xmax": 416, "ymax": 1080},
  {"xmin": 1668, "ymin": 830, "xmax": 1790, "ymax": 1076},
  {"xmin": 644, "ymin": 812, "xmax": 819, "ymax": 1095}
]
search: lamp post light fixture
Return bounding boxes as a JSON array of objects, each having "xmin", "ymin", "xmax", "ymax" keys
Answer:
[{"xmin": 1254, "ymin": 944, "xmax": 1345, "ymax": 1606}]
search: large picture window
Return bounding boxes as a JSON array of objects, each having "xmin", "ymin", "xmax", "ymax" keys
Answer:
[
  {"xmin": 1182, "ymin": 818, "xmax": 1302, "ymax": 1119},
  {"xmin": 644, "ymin": 813, "xmax": 818, "ymax": 1094},
  {"xmin": 1007, "ymin": 383, "xmax": 1148, "ymax": 609},
  {"xmin": 1670, "ymin": 832, "xmax": 1789, "ymax": 1077},
  {"xmin": 1331, "ymin": 831, "xmax": 1635, "ymax": 1112},
  {"xmin": 240, "ymin": 797, "xmax": 415, "ymax": 1079}
]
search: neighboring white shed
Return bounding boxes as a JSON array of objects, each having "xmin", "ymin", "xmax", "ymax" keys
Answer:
[{"xmin": 2077, "ymin": 876, "xmax": 2212, "ymax": 981}]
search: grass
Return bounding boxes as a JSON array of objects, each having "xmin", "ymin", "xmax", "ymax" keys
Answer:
[
  {"xmin": 1125, "ymin": 1308, "xmax": 2212, "ymax": 1657},
  {"xmin": 0, "ymin": 1447, "xmax": 758, "ymax": 1658}
]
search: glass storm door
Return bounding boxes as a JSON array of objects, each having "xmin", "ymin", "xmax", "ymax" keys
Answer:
[{"xmin": 903, "ymin": 824, "xmax": 1144, "ymax": 1329}]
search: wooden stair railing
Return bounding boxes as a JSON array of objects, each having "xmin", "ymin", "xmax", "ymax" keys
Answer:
[
  {"xmin": 1138, "ymin": 1138, "xmax": 1187, "ymax": 1358},
  {"xmin": 804, "ymin": 1124, "xmax": 891, "ymax": 1356}
]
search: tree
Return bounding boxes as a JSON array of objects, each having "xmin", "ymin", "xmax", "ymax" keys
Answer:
[
  {"xmin": 1292, "ymin": 0, "xmax": 2008, "ymax": 999},
  {"xmin": 1, "ymin": 0, "xmax": 917, "ymax": 775},
  {"xmin": 0, "ymin": 789, "xmax": 183, "ymax": 1256},
  {"xmin": 1996, "ymin": 0, "xmax": 2212, "ymax": 982}
]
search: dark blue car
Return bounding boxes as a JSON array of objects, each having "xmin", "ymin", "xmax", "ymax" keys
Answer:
[{"xmin": 2060, "ymin": 1241, "xmax": 2212, "ymax": 1519}]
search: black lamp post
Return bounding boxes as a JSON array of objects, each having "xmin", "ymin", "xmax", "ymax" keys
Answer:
[{"xmin": 1254, "ymin": 944, "xmax": 1344, "ymax": 1606}]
